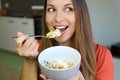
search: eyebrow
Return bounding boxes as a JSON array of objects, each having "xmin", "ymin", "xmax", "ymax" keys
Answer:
[
  {"xmin": 47, "ymin": 4, "xmax": 54, "ymax": 7},
  {"xmin": 64, "ymin": 3, "xmax": 73, "ymax": 6},
  {"xmin": 47, "ymin": 3, "xmax": 73, "ymax": 7}
]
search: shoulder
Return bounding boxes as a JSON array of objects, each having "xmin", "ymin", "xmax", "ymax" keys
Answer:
[
  {"xmin": 95, "ymin": 43, "xmax": 111, "ymax": 59},
  {"xmin": 95, "ymin": 43, "xmax": 114, "ymax": 80},
  {"xmin": 95, "ymin": 43, "xmax": 113, "ymax": 64}
]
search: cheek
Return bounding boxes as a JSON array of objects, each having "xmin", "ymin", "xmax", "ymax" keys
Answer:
[
  {"xmin": 45, "ymin": 15, "xmax": 54, "ymax": 30},
  {"xmin": 70, "ymin": 16, "xmax": 76, "ymax": 28},
  {"xmin": 46, "ymin": 15, "xmax": 51, "ymax": 26},
  {"xmin": 46, "ymin": 14, "xmax": 54, "ymax": 24},
  {"xmin": 69, "ymin": 16, "xmax": 76, "ymax": 34},
  {"xmin": 45, "ymin": 15, "xmax": 50, "ymax": 25}
]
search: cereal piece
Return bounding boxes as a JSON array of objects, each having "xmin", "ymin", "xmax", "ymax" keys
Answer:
[
  {"xmin": 46, "ymin": 29, "xmax": 61, "ymax": 38},
  {"xmin": 45, "ymin": 60, "xmax": 75, "ymax": 69}
]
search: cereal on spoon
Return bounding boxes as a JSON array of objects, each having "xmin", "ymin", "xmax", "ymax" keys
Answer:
[{"xmin": 45, "ymin": 29, "xmax": 61, "ymax": 38}]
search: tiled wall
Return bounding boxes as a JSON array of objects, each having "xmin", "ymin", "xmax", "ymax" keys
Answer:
[{"xmin": 1, "ymin": 0, "xmax": 44, "ymax": 17}]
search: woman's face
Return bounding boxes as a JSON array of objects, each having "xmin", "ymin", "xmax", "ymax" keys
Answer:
[{"xmin": 46, "ymin": 0, "xmax": 76, "ymax": 45}]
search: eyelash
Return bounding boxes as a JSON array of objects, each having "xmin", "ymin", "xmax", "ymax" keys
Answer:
[
  {"xmin": 47, "ymin": 7, "xmax": 74, "ymax": 12},
  {"xmin": 65, "ymin": 7, "xmax": 74, "ymax": 12},
  {"xmin": 47, "ymin": 8, "xmax": 55, "ymax": 12}
]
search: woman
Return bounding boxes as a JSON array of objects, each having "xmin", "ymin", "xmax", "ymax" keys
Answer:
[{"xmin": 15, "ymin": 0, "xmax": 114, "ymax": 80}]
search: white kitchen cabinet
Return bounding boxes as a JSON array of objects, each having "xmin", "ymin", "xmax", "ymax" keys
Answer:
[{"xmin": 0, "ymin": 16, "xmax": 34, "ymax": 52}]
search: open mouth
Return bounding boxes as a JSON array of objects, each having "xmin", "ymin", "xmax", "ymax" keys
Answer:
[{"xmin": 54, "ymin": 26, "xmax": 68, "ymax": 32}]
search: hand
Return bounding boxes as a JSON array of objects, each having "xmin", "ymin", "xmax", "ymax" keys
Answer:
[
  {"xmin": 70, "ymin": 70, "xmax": 85, "ymax": 80},
  {"xmin": 39, "ymin": 70, "xmax": 85, "ymax": 80},
  {"xmin": 15, "ymin": 32, "xmax": 39, "ymax": 60},
  {"xmin": 40, "ymin": 74, "xmax": 52, "ymax": 80}
]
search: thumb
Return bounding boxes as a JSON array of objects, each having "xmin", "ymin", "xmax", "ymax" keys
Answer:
[
  {"xmin": 17, "ymin": 32, "xmax": 24, "ymax": 37},
  {"xmin": 70, "ymin": 70, "xmax": 85, "ymax": 80}
]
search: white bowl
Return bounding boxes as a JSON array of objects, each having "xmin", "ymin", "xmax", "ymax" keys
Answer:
[{"xmin": 38, "ymin": 46, "xmax": 81, "ymax": 80}]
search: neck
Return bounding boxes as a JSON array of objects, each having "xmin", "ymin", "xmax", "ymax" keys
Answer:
[{"xmin": 58, "ymin": 41, "xmax": 70, "ymax": 46}]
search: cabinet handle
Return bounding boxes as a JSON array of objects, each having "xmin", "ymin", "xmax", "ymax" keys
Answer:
[
  {"xmin": 8, "ymin": 20, "xmax": 14, "ymax": 23},
  {"xmin": 22, "ymin": 22, "xmax": 28, "ymax": 25}
]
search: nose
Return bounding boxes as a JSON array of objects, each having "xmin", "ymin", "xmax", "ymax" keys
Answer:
[{"xmin": 55, "ymin": 11, "xmax": 64, "ymax": 22}]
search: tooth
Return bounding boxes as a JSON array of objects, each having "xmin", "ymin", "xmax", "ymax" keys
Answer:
[{"xmin": 56, "ymin": 26, "xmax": 66, "ymax": 29}]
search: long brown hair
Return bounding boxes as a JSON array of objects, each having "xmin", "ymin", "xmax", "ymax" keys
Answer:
[{"xmin": 41, "ymin": 0, "xmax": 96, "ymax": 80}]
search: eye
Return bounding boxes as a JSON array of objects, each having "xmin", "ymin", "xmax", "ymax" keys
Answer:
[
  {"xmin": 65, "ymin": 7, "xmax": 74, "ymax": 12},
  {"xmin": 47, "ymin": 8, "xmax": 55, "ymax": 12}
]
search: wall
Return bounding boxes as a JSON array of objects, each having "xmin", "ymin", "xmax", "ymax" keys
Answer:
[{"xmin": 86, "ymin": 0, "xmax": 120, "ymax": 47}]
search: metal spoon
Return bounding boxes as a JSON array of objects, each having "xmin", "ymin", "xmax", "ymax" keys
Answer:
[{"xmin": 12, "ymin": 35, "xmax": 46, "ymax": 39}]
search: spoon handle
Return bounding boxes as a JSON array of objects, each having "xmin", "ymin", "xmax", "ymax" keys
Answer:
[{"xmin": 12, "ymin": 35, "xmax": 46, "ymax": 39}]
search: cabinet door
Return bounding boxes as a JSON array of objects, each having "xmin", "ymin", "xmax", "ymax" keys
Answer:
[
  {"xmin": 0, "ymin": 17, "xmax": 13, "ymax": 51},
  {"xmin": 10, "ymin": 18, "xmax": 34, "ymax": 35},
  {"xmin": 0, "ymin": 17, "xmax": 34, "ymax": 52}
]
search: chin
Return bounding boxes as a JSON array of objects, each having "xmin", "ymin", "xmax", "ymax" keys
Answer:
[{"xmin": 55, "ymin": 38, "xmax": 70, "ymax": 45}]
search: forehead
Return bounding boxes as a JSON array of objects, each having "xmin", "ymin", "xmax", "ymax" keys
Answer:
[{"xmin": 46, "ymin": 0, "xmax": 73, "ymax": 5}]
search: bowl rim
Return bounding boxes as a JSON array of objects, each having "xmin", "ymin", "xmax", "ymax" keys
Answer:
[{"xmin": 38, "ymin": 46, "xmax": 81, "ymax": 71}]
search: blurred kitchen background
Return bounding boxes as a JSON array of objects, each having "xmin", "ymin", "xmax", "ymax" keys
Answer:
[{"xmin": 0, "ymin": 0, "xmax": 120, "ymax": 80}]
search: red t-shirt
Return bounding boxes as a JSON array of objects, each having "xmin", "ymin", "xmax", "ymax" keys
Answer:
[{"xmin": 95, "ymin": 44, "xmax": 114, "ymax": 80}]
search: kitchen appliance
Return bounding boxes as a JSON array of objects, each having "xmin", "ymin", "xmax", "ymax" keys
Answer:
[
  {"xmin": 111, "ymin": 42, "xmax": 120, "ymax": 58},
  {"xmin": 32, "ymin": 6, "xmax": 43, "ymax": 40},
  {"xmin": 34, "ymin": 15, "xmax": 42, "ymax": 40}
]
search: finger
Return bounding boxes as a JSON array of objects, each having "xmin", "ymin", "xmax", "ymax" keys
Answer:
[
  {"xmin": 79, "ymin": 71, "xmax": 85, "ymax": 80},
  {"xmin": 70, "ymin": 71, "xmax": 80, "ymax": 80},
  {"xmin": 19, "ymin": 43, "xmax": 39, "ymax": 59},
  {"xmin": 29, "ymin": 39, "xmax": 38, "ymax": 51},
  {"xmin": 16, "ymin": 34, "xmax": 29, "ymax": 48},
  {"xmin": 47, "ymin": 79, "xmax": 52, "ymax": 80},
  {"xmin": 22, "ymin": 37, "xmax": 35, "ymax": 49},
  {"xmin": 17, "ymin": 32, "xmax": 24, "ymax": 37},
  {"xmin": 16, "ymin": 42, "xmax": 21, "ymax": 48},
  {"xmin": 40, "ymin": 73, "xmax": 53, "ymax": 80},
  {"xmin": 40, "ymin": 74, "xmax": 47, "ymax": 80},
  {"xmin": 26, "ymin": 40, "xmax": 38, "ymax": 57},
  {"xmin": 31, "ymin": 43, "xmax": 39, "ymax": 56},
  {"xmin": 28, "ymin": 47, "xmax": 39, "ymax": 58}
]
